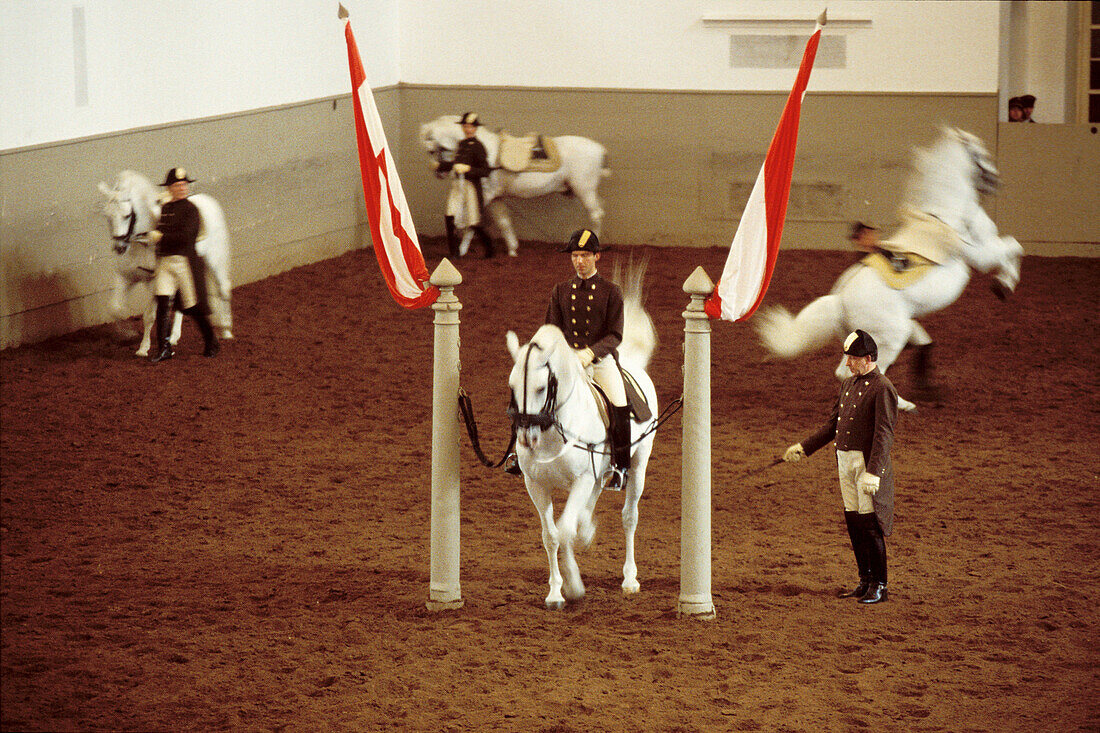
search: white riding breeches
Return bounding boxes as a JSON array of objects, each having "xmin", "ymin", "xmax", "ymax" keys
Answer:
[
  {"xmin": 837, "ymin": 449, "xmax": 875, "ymax": 514},
  {"xmin": 153, "ymin": 255, "xmax": 198, "ymax": 309},
  {"xmin": 590, "ymin": 357, "xmax": 626, "ymax": 407},
  {"xmin": 446, "ymin": 178, "xmax": 481, "ymax": 228}
]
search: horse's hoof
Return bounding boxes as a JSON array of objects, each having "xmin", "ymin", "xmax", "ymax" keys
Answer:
[
  {"xmin": 622, "ymin": 581, "xmax": 640, "ymax": 595},
  {"xmin": 220, "ymin": 330, "xmax": 234, "ymax": 340},
  {"xmin": 545, "ymin": 599, "xmax": 565, "ymax": 611},
  {"xmin": 135, "ymin": 349, "xmax": 149, "ymax": 357}
]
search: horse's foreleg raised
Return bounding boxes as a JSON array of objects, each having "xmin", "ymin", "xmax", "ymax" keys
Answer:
[
  {"xmin": 556, "ymin": 478, "xmax": 594, "ymax": 602},
  {"xmin": 137, "ymin": 295, "xmax": 156, "ymax": 357},
  {"xmin": 526, "ymin": 482, "xmax": 565, "ymax": 610}
]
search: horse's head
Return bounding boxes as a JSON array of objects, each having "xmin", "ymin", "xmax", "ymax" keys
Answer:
[
  {"xmin": 97, "ymin": 171, "xmax": 160, "ymax": 254},
  {"xmin": 949, "ymin": 127, "xmax": 999, "ymax": 196},
  {"xmin": 419, "ymin": 116, "xmax": 462, "ymax": 173},
  {"xmin": 506, "ymin": 326, "xmax": 584, "ymax": 451}
]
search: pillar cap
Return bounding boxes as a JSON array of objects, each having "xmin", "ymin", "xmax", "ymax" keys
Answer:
[
  {"xmin": 430, "ymin": 258, "xmax": 462, "ymax": 287},
  {"xmin": 683, "ymin": 266, "xmax": 714, "ymax": 295}
]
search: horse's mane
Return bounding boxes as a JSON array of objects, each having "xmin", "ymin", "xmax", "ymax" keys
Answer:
[
  {"xmin": 113, "ymin": 170, "xmax": 159, "ymax": 210},
  {"xmin": 904, "ymin": 127, "xmax": 984, "ymax": 221}
]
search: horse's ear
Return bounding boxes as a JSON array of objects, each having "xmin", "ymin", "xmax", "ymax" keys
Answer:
[
  {"xmin": 97, "ymin": 182, "xmax": 113, "ymax": 196},
  {"xmin": 506, "ymin": 331, "xmax": 521, "ymax": 361}
]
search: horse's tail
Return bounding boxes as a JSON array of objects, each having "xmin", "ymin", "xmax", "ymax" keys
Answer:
[
  {"xmin": 613, "ymin": 256, "xmax": 656, "ymax": 369},
  {"xmin": 754, "ymin": 295, "xmax": 843, "ymax": 360}
]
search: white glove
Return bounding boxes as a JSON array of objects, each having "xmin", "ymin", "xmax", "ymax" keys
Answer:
[
  {"xmin": 428, "ymin": 159, "xmax": 440, "ymax": 171},
  {"xmin": 857, "ymin": 472, "xmax": 881, "ymax": 496},
  {"xmin": 782, "ymin": 443, "xmax": 805, "ymax": 463},
  {"xmin": 453, "ymin": 163, "xmax": 471, "ymax": 175},
  {"xmin": 145, "ymin": 230, "xmax": 163, "ymax": 245},
  {"xmin": 575, "ymin": 347, "xmax": 595, "ymax": 367}
]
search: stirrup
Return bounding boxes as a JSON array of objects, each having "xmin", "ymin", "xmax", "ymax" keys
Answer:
[
  {"xmin": 503, "ymin": 453, "xmax": 522, "ymax": 476},
  {"xmin": 602, "ymin": 467, "xmax": 627, "ymax": 491}
]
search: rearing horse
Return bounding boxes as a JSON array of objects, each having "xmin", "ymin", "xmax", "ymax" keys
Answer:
[
  {"xmin": 506, "ymin": 262, "xmax": 658, "ymax": 610},
  {"xmin": 754, "ymin": 128, "xmax": 1023, "ymax": 411}
]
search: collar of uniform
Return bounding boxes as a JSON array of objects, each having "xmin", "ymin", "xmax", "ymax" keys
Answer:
[{"xmin": 572, "ymin": 273, "xmax": 599, "ymax": 287}]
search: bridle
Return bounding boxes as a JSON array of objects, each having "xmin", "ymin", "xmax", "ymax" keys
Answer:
[{"xmin": 507, "ymin": 343, "xmax": 559, "ymax": 432}]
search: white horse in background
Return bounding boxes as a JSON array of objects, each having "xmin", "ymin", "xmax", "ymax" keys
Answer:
[
  {"xmin": 97, "ymin": 170, "xmax": 233, "ymax": 356},
  {"xmin": 506, "ymin": 262, "xmax": 658, "ymax": 610},
  {"xmin": 420, "ymin": 115, "xmax": 610, "ymax": 257},
  {"xmin": 755, "ymin": 127, "xmax": 1023, "ymax": 411}
]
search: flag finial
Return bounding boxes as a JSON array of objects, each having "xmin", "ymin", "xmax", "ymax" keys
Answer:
[
  {"xmin": 338, "ymin": 3, "xmax": 349, "ymax": 20},
  {"xmin": 817, "ymin": 9, "xmax": 827, "ymax": 27}
]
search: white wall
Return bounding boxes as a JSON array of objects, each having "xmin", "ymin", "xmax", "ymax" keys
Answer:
[
  {"xmin": 399, "ymin": 0, "xmax": 1001, "ymax": 92},
  {"xmin": 0, "ymin": 0, "xmax": 399, "ymax": 150}
]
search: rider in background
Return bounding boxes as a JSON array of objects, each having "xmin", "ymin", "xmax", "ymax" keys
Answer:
[
  {"xmin": 849, "ymin": 221, "xmax": 880, "ymax": 261},
  {"xmin": 145, "ymin": 167, "xmax": 219, "ymax": 362},
  {"xmin": 545, "ymin": 229, "xmax": 631, "ymax": 490},
  {"xmin": 433, "ymin": 112, "xmax": 495, "ymax": 258}
]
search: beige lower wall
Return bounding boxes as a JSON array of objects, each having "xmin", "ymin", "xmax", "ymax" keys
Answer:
[{"xmin": 1, "ymin": 86, "xmax": 1095, "ymax": 349}]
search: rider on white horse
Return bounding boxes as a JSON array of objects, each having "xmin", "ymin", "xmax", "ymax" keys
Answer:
[
  {"xmin": 145, "ymin": 167, "xmax": 220, "ymax": 362},
  {"xmin": 429, "ymin": 112, "xmax": 495, "ymax": 258},
  {"xmin": 543, "ymin": 229, "xmax": 631, "ymax": 490}
]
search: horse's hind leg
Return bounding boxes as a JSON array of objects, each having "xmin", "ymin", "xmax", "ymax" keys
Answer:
[
  {"xmin": 487, "ymin": 200, "xmax": 519, "ymax": 257},
  {"xmin": 575, "ymin": 187, "xmax": 605, "ymax": 238},
  {"xmin": 527, "ymin": 482, "xmax": 565, "ymax": 610},
  {"xmin": 209, "ymin": 267, "xmax": 233, "ymax": 339},
  {"xmin": 621, "ymin": 441, "xmax": 652, "ymax": 594}
]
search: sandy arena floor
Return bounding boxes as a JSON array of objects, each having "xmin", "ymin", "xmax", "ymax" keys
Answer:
[{"xmin": 2, "ymin": 239, "xmax": 1097, "ymax": 732}]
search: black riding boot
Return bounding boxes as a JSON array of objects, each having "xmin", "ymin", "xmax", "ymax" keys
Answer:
[
  {"xmin": 603, "ymin": 405, "xmax": 632, "ymax": 490},
  {"xmin": 860, "ymin": 514, "xmax": 889, "ymax": 604},
  {"xmin": 149, "ymin": 295, "xmax": 174, "ymax": 363},
  {"xmin": 183, "ymin": 305, "xmax": 219, "ymax": 357},
  {"xmin": 473, "ymin": 225, "xmax": 495, "ymax": 258},
  {"xmin": 445, "ymin": 216, "xmax": 459, "ymax": 258},
  {"xmin": 839, "ymin": 511, "xmax": 872, "ymax": 598},
  {"xmin": 911, "ymin": 343, "xmax": 941, "ymax": 401}
]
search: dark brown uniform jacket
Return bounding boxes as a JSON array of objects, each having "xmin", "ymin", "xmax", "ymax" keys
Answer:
[
  {"xmin": 802, "ymin": 368, "xmax": 899, "ymax": 534},
  {"xmin": 437, "ymin": 137, "xmax": 492, "ymax": 209},
  {"xmin": 546, "ymin": 274, "xmax": 623, "ymax": 362},
  {"xmin": 156, "ymin": 197, "xmax": 209, "ymax": 311}
]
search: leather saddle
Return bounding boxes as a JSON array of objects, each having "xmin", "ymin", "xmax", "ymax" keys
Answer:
[
  {"xmin": 586, "ymin": 365, "xmax": 653, "ymax": 429},
  {"xmin": 861, "ymin": 250, "xmax": 935, "ymax": 290},
  {"xmin": 498, "ymin": 131, "xmax": 561, "ymax": 173}
]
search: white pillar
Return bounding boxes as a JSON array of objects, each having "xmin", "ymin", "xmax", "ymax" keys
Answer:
[
  {"xmin": 679, "ymin": 266, "xmax": 715, "ymax": 619},
  {"xmin": 427, "ymin": 258, "xmax": 464, "ymax": 611}
]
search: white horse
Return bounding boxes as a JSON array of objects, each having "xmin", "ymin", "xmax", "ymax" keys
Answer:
[
  {"xmin": 97, "ymin": 170, "xmax": 233, "ymax": 356},
  {"xmin": 420, "ymin": 115, "xmax": 610, "ymax": 257},
  {"xmin": 755, "ymin": 127, "xmax": 1023, "ymax": 411},
  {"xmin": 506, "ymin": 263, "xmax": 658, "ymax": 610}
]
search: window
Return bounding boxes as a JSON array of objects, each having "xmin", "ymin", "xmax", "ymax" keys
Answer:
[{"xmin": 1079, "ymin": 1, "xmax": 1100, "ymax": 122}]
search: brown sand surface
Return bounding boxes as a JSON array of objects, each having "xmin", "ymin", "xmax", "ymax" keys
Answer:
[{"xmin": 2, "ymin": 240, "xmax": 1097, "ymax": 732}]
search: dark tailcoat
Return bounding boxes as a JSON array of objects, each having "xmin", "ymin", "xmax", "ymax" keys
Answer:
[
  {"xmin": 546, "ymin": 273, "xmax": 623, "ymax": 362},
  {"xmin": 802, "ymin": 368, "xmax": 899, "ymax": 534}
]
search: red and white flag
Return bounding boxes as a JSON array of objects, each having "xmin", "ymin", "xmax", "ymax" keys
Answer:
[
  {"xmin": 705, "ymin": 12, "xmax": 825, "ymax": 321},
  {"xmin": 343, "ymin": 15, "xmax": 438, "ymax": 309}
]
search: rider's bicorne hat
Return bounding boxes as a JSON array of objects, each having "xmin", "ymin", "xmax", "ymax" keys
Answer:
[
  {"xmin": 561, "ymin": 228, "xmax": 602, "ymax": 253},
  {"xmin": 843, "ymin": 329, "xmax": 878, "ymax": 360},
  {"xmin": 160, "ymin": 167, "xmax": 195, "ymax": 186},
  {"xmin": 458, "ymin": 112, "xmax": 481, "ymax": 127}
]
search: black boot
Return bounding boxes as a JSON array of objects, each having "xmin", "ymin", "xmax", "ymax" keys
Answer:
[
  {"xmin": 473, "ymin": 225, "xmax": 495, "ymax": 258},
  {"xmin": 149, "ymin": 295, "xmax": 174, "ymax": 363},
  {"xmin": 444, "ymin": 216, "xmax": 459, "ymax": 258},
  {"xmin": 603, "ymin": 405, "xmax": 632, "ymax": 490},
  {"xmin": 838, "ymin": 511, "xmax": 872, "ymax": 598},
  {"xmin": 184, "ymin": 305, "xmax": 219, "ymax": 357},
  {"xmin": 860, "ymin": 514, "xmax": 889, "ymax": 604},
  {"xmin": 911, "ymin": 343, "xmax": 941, "ymax": 402}
]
